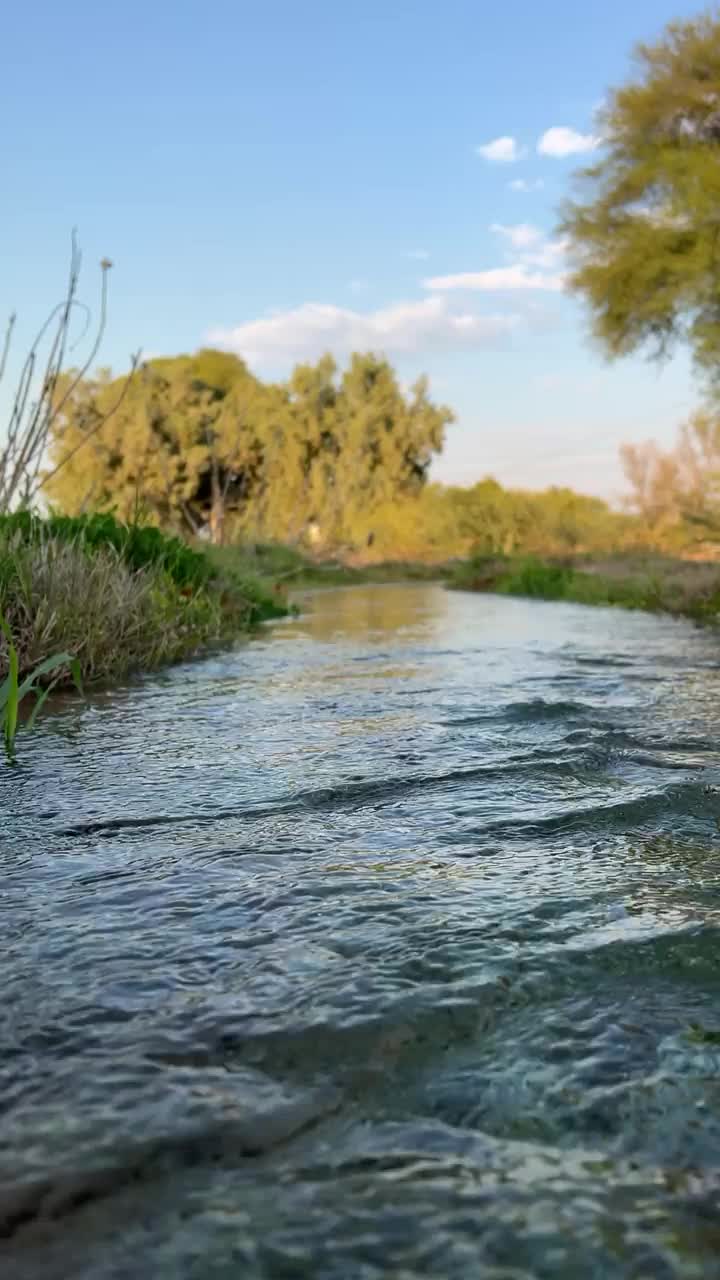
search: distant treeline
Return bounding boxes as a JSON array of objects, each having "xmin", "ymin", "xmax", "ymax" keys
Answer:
[
  {"xmin": 44, "ymin": 348, "xmax": 720, "ymax": 563},
  {"xmin": 45, "ymin": 349, "xmax": 451, "ymax": 550}
]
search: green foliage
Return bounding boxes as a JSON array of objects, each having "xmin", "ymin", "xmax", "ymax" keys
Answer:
[
  {"xmin": 206, "ymin": 540, "xmax": 450, "ymax": 590},
  {"xmin": 495, "ymin": 558, "xmax": 663, "ymax": 608},
  {"xmin": 38, "ymin": 342, "xmax": 669, "ymax": 566},
  {"xmin": 0, "ymin": 510, "xmax": 211, "ymax": 589},
  {"xmin": 561, "ymin": 13, "xmax": 720, "ymax": 386},
  {"xmin": 44, "ymin": 350, "xmax": 453, "ymax": 549},
  {"xmin": 0, "ymin": 608, "xmax": 82, "ymax": 761},
  {"xmin": 497, "ymin": 558, "xmax": 576, "ymax": 600},
  {"xmin": 0, "ymin": 519, "xmax": 287, "ymax": 692},
  {"xmin": 355, "ymin": 480, "xmax": 637, "ymax": 565},
  {"xmin": 451, "ymin": 551, "xmax": 720, "ymax": 623}
]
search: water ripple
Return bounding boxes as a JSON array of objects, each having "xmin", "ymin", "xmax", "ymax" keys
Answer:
[{"xmin": 3, "ymin": 585, "xmax": 720, "ymax": 1278}]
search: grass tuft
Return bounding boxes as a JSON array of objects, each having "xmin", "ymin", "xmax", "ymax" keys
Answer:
[{"xmin": 0, "ymin": 516, "xmax": 288, "ymax": 696}]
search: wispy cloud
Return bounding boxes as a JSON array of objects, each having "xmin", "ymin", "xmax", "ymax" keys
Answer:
[
  {"xmin": 490, "ymin": 222, "xmax": 544, "ymax": 250},
  {"xmin": 537, "ymin": 126, "xmax": 598, "ymax": 157},
  {"xmin": 508, "ymin": 177, "xmax": 544, "ymax": 193},
  {"xmin": 405, "ymin": 248, "xmax": 430, "ymax": 260},
  {"xmin": 493, "ymin": 223, "xmax": 568, "ymax": 272},
  {"xmin": 521, "ymin": 237, "xmax": 568, "ymax": 270},
  {"xmin": 424, "ymin": 222, "xmax": 568, "ymax": 294},
  {"xmin": 476, "ymin": 135, "xmax": 521, "ymax": 163},
  {"xmin": 423, "ymin": 265, "xmax": 564, "ymax": 292},
  {"xmin": 207, "ymin": 297, "xmax": 519, "ymax": 366}
]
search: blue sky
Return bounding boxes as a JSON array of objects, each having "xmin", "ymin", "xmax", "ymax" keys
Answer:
[{"xmin": 1, "ymin": 0, "xmax": 706, "ymax": 499}]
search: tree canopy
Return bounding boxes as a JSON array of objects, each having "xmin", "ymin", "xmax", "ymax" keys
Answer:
[
  {"xmin": 45, "ymin": 349, "xmax": 453, "ymax": 547},
  {"xmin": 561, "ymin": 12, "xmax": 720, "ymax": 384}
]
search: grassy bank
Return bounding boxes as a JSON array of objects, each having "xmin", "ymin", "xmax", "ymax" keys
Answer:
[
  {"xmin": 0, "ymin": 514, "xmax": 287, "ymax": 690},
  {"xmin": 203, "ymin": 541, "xmax": 451, "ymax": 590},
  {"xmin": 450, "ymin": 552, "xmax": 720, "ymax": 623}
]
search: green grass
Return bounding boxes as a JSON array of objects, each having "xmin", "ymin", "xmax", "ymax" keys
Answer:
[
  {"xmin": 0, "ymin": 511, "xmax": 211, "ymax": 588},
  {"xmin": 450, "ymin": 553, "xmax": 720, "ymax": 622},
  {"xmin": 203, "ymin": 541, "xmax": 452, "ymax": 590},
  {"xmin": 0, "ymin": 516, "xmax": 288, "ymax": 697}
]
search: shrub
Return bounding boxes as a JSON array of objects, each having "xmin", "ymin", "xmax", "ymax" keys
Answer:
[
  {"xmin": 0, "ymin": 527, "xmax": 287, "ymax": 688},
  {"xmin": 0, "ymin": 511, "xmax": 211, "ymax": 590}
]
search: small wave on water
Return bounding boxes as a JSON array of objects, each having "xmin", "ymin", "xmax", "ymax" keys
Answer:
[{"xmin": 2, "ymin": 585, "xmax": 720, "ymax": 1278}]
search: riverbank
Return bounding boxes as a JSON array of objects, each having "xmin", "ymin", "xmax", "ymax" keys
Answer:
[
  {"xmin": 203, "ymin": 541, "xmax": 451, "ymax": 590},
  {"xmin": 11, "ymin": 519, "xmax": 717, "ymax": 701},
  {"xmin": 0, "ymin": 514, "xmax": 288, "ymax": 690},
  {"xmin": 450, "ymin": 551, "xmax": 720, "ymax": 623}
]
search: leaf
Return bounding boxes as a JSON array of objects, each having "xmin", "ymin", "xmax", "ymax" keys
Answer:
[
  {"xmin": 16, "ymin": 652, "xmax": 79, "ymax": 702},
  {"xmin": 3, "ymin": 639, "xmax": 18, "ymax": 760},
  {"xmin": 26, "ymin": 678, "xmax": 61, "ymax": 731},
  {"xmin": 69, "ymin": 657, "xmax": 84, "ymax": 697},
  {"xmin": 0, "ymin": 607, "xmax": 83, "ymax": 761}
]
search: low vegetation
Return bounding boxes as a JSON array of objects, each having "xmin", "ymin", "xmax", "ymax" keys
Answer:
[
  {"xmin": 0, "ymin": 608, "xmax": 82, "ymax": 761},
  {"xmin": 0, "ymin": 514, "xmax": 287, "ymax": 695},
  {"xmin": 451, "ymin": 553, "xmax": 720, "ymax": 624},
  {"xmin": 203, "ymin": 541, "xmax": 450, "ymax": 589}
]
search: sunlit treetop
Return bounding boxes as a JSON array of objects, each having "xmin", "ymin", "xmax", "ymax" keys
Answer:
[{"xmin": 561, "ymin": 12, "xmax": 720, "ymax": 385}]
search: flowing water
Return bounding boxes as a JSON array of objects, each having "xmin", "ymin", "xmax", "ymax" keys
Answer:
[{"xmin": 3, "ymin": 583, "xmax": 720, "ymax": 1278}]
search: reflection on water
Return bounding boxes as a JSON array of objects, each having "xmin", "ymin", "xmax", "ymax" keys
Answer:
[{"xmin": 2, "ymin": 584, "xmax": 720, "ymax": 1277}]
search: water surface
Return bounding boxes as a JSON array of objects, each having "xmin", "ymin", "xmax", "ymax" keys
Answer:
[{"xmin": 3, "ymin": 584, "xmax": 720, "ymax": 1277}]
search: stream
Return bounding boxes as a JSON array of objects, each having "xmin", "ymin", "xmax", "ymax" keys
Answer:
[{"xmin": 2, "ymin": 582, "xmax": 720, "ymax": 1277}]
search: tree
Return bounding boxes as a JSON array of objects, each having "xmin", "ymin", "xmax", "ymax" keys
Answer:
[
  {"xmin": 621, "ymin": 409, "xmax": 720, "ymax": 535},
  {"xmin": 619, "ymin": 440, "xmax": 682, "ymax": 527},
  {"xmin": 44, "ymin": 349, "xmax": 453, "ymax": 548},
  {"xmin": 45, "ymin": 349, "xmax": 266, "ymax": 539},
  {"xmin": 329, "ymin": 355, "xmax": 451, "ymax": 547},
  {"xmin": 561, "ymin": 13, "xmax": 720, "ymax": 386}
]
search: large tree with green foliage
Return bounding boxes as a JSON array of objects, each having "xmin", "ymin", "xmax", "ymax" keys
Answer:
[
  {"xmin": 561, "ymin": 12, "xmax": 720, "ymax": 384},
  {"xmin": 45, "ymin": 349, "xmax": 453, "ymax": 548}
]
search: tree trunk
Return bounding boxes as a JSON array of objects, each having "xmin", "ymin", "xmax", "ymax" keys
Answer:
[{"xmin": 209, "ymin": 455, "xmax": 224, "ymax": 545}]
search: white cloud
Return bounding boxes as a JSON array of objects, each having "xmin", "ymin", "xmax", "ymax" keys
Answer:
[
  {"xmin": 425, "ymin": 224, "xmax": 569, "ymax": 296},
  {"xmin": 476, "ymin": 135, "xmax": 521, "ymax": 163},
  {"xmin": 508, "ymin": 178, "xmax": 544, "ymax": 192},
  {"xmin": 537, "ymin": 126, "xmax": 598, "ymax": 157},
  {"xmin": 423, "ymin": 265, "xmax": 565, "ymax": 292},
  {"xmin": 522, "ymin": 237, "xmax": 568, "ymax": 269},
  {"xmin": 405, "ymin": 248, "xmax": 430, "ymax": 260},
  {"xmin": 490, "ymin": 222, "xmax": 544, "ymax": 249},
  {"xmin": 490, "ymin": 224, "xmax": 567, "ymax": 270},
  {"xmin": 207, "ymin": 297, "xmax": 519, "ymax": 366}
]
